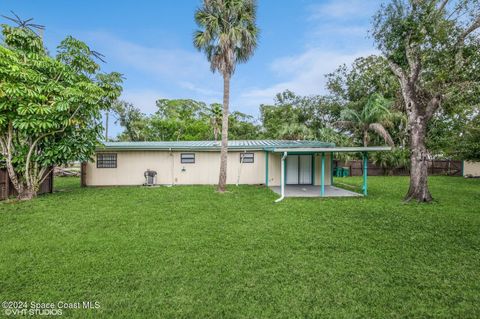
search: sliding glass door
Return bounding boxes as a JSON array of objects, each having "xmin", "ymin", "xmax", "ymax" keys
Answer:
[{"xmin": 286, "ymin": 155, "xmax": 312, "ymax": 185}]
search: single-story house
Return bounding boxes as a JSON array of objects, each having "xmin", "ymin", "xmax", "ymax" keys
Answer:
[
  {"xmin": 81, "ymin": 140, "xmax": 390, "ymax": 200},
  {"xmin": 463, "ymin": 161, "xmax": 480, "ymax": 177}
]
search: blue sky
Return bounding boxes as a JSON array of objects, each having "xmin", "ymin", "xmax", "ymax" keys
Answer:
[{"xmin": 0, "ymin": 0, "xmax": 380, "ymax": 135}]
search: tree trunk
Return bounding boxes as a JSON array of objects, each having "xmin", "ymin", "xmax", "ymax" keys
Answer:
[
  {"xmin": 405, "ymin": 118, "xmax": 433, "ymax": 202},
  {"xmin": 387, "ymin": 59, "xmax": 437, "ymax": 203},
  {"xmin": 105, "ymin": 111, "xmax": 109, "ymax": 142},
  {"xmin": 5, "ymin": 159, "xmax": 24, "ymax": 196},
  {"xmin": 363, "ymin": 130, "xmax": 369, "ymax": 147},
  {"xmin": 4, "ymin": 154, "xmax": 40, "ymax": 201},
  {"xmin": 217, "ymin": 73, "xmax": 230, "ymax": 192},
  {"xmin": 17, "ymin": 186, "xmax": 37, "ymax": 201}
]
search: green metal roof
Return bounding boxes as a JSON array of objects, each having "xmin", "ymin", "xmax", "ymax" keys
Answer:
[{"xmin": 98, "ymin": 140, "xmax": 335, "ymax": 151}]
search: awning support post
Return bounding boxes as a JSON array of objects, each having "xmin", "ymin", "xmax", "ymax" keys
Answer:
[
  {"xmin": 275, "ymin": 152, "xmax": 288, "ymax": 203},
  {"xmin": 363, "ymin": 152, "xmax": 368, "ymax": 196},
  {"xmin": 265, "ymin": 151, "xmax": 269, "ymax": 187},
  {"xmin": 321, "ymin": 152, "xmax": 325, "ymax": 197},
  {"xmin": 330, "ymin": 152, "xmax": 334, "ymax": 186}
]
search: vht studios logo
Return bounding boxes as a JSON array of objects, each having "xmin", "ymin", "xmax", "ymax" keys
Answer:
[
  {"xmin": 2, "ymin": 300, "xmax": 101, "ymax": 316},
  {"xmin": 5, "ymin": 308, "xmax": 63, "ymax": 316}
]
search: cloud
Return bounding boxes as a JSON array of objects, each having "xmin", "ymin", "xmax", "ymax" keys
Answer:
[
  {"xmin": 179, "ymin": 81, "xmax": 221, "ymax": 98},
  {"xmin": 231, "ymin": 0, "xmax": 381, "ymax": 114},
  {"xmin": 121, "ymin": 89, "xmax": 169, "ymax": 114},
  {"xmin": 83, "ymin": 1, "xmax": 380, "ymax": 119},
  {"xmin": 84, "ymin": 32, "xmax": 224, "ymax": 111},
  {"xmin": 88, "ymin": 31, "xmax": 211, "ymax": 80},
  {"xmin": 237, "ymin": 48, "xmax": 378, "ymax": 110},
  {"xmin": 311, "ymin": 25, "xmax": 369, "ymax": 37},
  {"xmin": 309, "ymin": 0, "xmax": 379, "ymax": 20}
]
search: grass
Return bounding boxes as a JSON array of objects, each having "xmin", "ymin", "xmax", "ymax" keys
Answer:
[{"xmin": 0, "ymin": 176, "xmax": 479, "ymax": 318}]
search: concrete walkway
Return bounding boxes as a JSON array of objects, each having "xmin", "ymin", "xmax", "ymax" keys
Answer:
[{"xmin": 270, "ymin": 185, "xmax": 362, "ymax": 198}]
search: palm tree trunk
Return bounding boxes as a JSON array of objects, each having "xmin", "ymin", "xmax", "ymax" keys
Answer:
[
  {"xmin": 363, "ymin": 130, "xmax": 369, "ymax": 147},
  {"xmin": 218, "ymin": 73, "xmax": 230, "ymax": 192}
]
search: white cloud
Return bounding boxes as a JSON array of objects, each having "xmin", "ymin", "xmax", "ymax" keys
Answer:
[
  {"xmin": 311, "ymin": 25, "xmax": 369, "ymax": 37},
  {"xmin": 229, "ymin": 0, "xmax": 381, "ymax": 113},
  {"xmin": 179, "ymin": 81, "xmax": 221, "ymax": 98},
  {"xmin": 309, "ymin": 0, "xmax": 379, "ymax": 20},
  {"xmin": 237, "ymin": 48, "xmax": 378, "ymax": 110},
  {"xmin": 121, "ymin": 89, "xmax": 169, "ymax": 114},
  {"xmin": 88, "ymin": 31, "xmax": 211, "ymax": 80},
  {"xmin": 85, "ymin": 32, "xmax": 224, "ymax": 111}
]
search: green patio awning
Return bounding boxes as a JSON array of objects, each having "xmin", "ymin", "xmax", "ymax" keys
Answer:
[{"xmin": 271, "ymin": 146, "xmax": 391, "ymax": 153}]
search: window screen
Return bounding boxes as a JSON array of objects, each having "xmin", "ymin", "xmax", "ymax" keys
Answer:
[
  {"xmin": 97, "ymin": 153, "xmax": 117, "ymax": 168},
  {"xmin": 240, "ymin": 153, "xmax": 254, "ymax": 163},
  {"xmin": 181, "ymin": 153, "xmax": 195, "ymax": 164}
]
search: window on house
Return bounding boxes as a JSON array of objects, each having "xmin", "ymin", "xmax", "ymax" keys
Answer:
[
  {"xmin": 181, "ymin": 153, "xmax": 195, "ymax": 164},
  {"xmin": 97, "ymin": 153, "xmax": 117, "ymax": 168},
  {"xmin": 240, "ymin": 153, "xmax": 254, "ymax": 163}
]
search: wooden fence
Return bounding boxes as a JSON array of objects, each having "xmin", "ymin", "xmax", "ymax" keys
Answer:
[
  {"xmin": 333, "ymin": 160, "xmax": 463, "ymax": 177},
  {"xmin": 0, "ymin": 168, "xmax": 54, "ymax": 200}
]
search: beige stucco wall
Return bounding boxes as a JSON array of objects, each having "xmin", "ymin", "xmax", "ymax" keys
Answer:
[
  {"xmin": 464, "ymin": 161, "xmax": 480, "ymax": 177},
  {"xmin": 86, "ymin": 151, "xmax": 272, "ymax": 186},
  {"xmin": 85, "ymin": 150, "xmax": 332, "ymax": 187},
  {"xmin": 266, "ymin": 152, "xmax": 281, "ymax": 187},
  {"xmin": 314, "ymin": 153, "xmax": 332, "ymax": 186}
]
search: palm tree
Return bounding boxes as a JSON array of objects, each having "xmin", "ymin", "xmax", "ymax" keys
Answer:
[
  {"xmin": 335, "ymin": 93, "xmax": 395, "ymax": 147},
  {"xmin": 209, "ymin": 103, "xmax": 223, "ymax": 141},
  {"xmin": 194, "ymin": 0, "xmax": 259, "ymax": 192},
  {"xmin": 278, "ymin": 123, "xmax": 313, "ymax": 140}
]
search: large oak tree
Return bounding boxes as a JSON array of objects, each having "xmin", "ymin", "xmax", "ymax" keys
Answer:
[{"xmin": 372, "ymin": 0, "xmax": 480, "ymax": 202}]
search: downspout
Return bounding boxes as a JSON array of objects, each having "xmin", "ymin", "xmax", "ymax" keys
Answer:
[
  {"xmin": 170, "ymin": 147, "xmax": 174, "ymax": 186},
  {"xmin": 275, "ymin": 152, "xmax": 288, "ymax": 203},
  {"xmin": 265, "ymin": 151, "xmax": 269, "ymax": 187},
  {"xmin": 321, "ymin": 152, "xmax": 325, "ymax": 197},
  {"xmin": 363, "ymin": 152, "xmax": 368, "ymax": 196},
  {"xmin": 236, "ymin": 150, "xmax": 246, "ymax": 186}
]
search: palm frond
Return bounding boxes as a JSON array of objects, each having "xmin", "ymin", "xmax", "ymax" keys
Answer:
[
  {"xmin": 1, "ymin": 11, "xmax": 45, "ymax": 36},
  {"xmin": 334, "ymin": 120, "xmax": 357, "ymax": 130},
  {"xmin": 340, "ymin": 108, "xmax": 361, "ymax": 122},
  {"xmin": 369, "ymin": 123, "xmax": 395, "ymax": 146},
  {"xmin": 193, "ymin": 0, "xmax": 259, "ymax": 76}
]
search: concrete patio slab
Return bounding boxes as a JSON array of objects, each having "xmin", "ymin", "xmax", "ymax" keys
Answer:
[{"xmin": 270, "ymin": 185, "xmax": 362, "ymax": 198}]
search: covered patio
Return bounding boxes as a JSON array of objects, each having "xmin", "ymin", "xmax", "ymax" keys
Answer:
[
  {"xmin": 270, "ymin": 185, "xmax": 362, "ymax": 198},
  {"xmin": 264, "ymin": 146, "xmax": 391, "ymax": 201}
]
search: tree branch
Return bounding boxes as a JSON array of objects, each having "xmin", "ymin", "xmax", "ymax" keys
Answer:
[
  {"xmin": 454, "ymin": 15, "xmax": 480, "ymax": 69},
  {"xmin": 425, "ymin": 94, "xmax": 442, "ymax": 120},
  {"xmin": 405, "ymin": 41, "xmax": 421, "ymax": 82},
  {"xmin": 4, "ymin": 122, "xmax": 23, "ymax": 193},
  {"xmin": 0, "ymin": 136, "xmax": 6, "ymax": 156},
  {"xmin": 387, "ymin": 60, "xmax": 407, "ymax": 83},
  {"xmin": 24, "ymin": 104, "xmax": 83, "ymax": 190},
  {"xmin": 38, "ymin": 166, "xmax": 53, "ymax": 186},
  {"xmin": 437, "ymin": 0, "xmax": 450, "ymax": 13},
  {"xmin": 459, "ymin": 16, "xmax": 480, "ymax": 43},
  {"xmin": 369, "ymin": 123, "xmax": 395, "ymax": 147}
]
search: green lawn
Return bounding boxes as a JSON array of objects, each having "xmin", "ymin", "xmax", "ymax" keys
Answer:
[{"xmin": 0, "ymin": 176, "xmax": 479, "ymax": 318}]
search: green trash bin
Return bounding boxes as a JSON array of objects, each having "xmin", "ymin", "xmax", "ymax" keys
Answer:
[
  {"xmin": 334, "ymin": 167, "xmax": 344, "ymax": 177},
  {"xmin": 341, "ymin": 167, "xmax": 350, "ymax": 177},
  {"xmin": 333, "ymin": 167, "xmax": 338, "ymax": 177}
]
